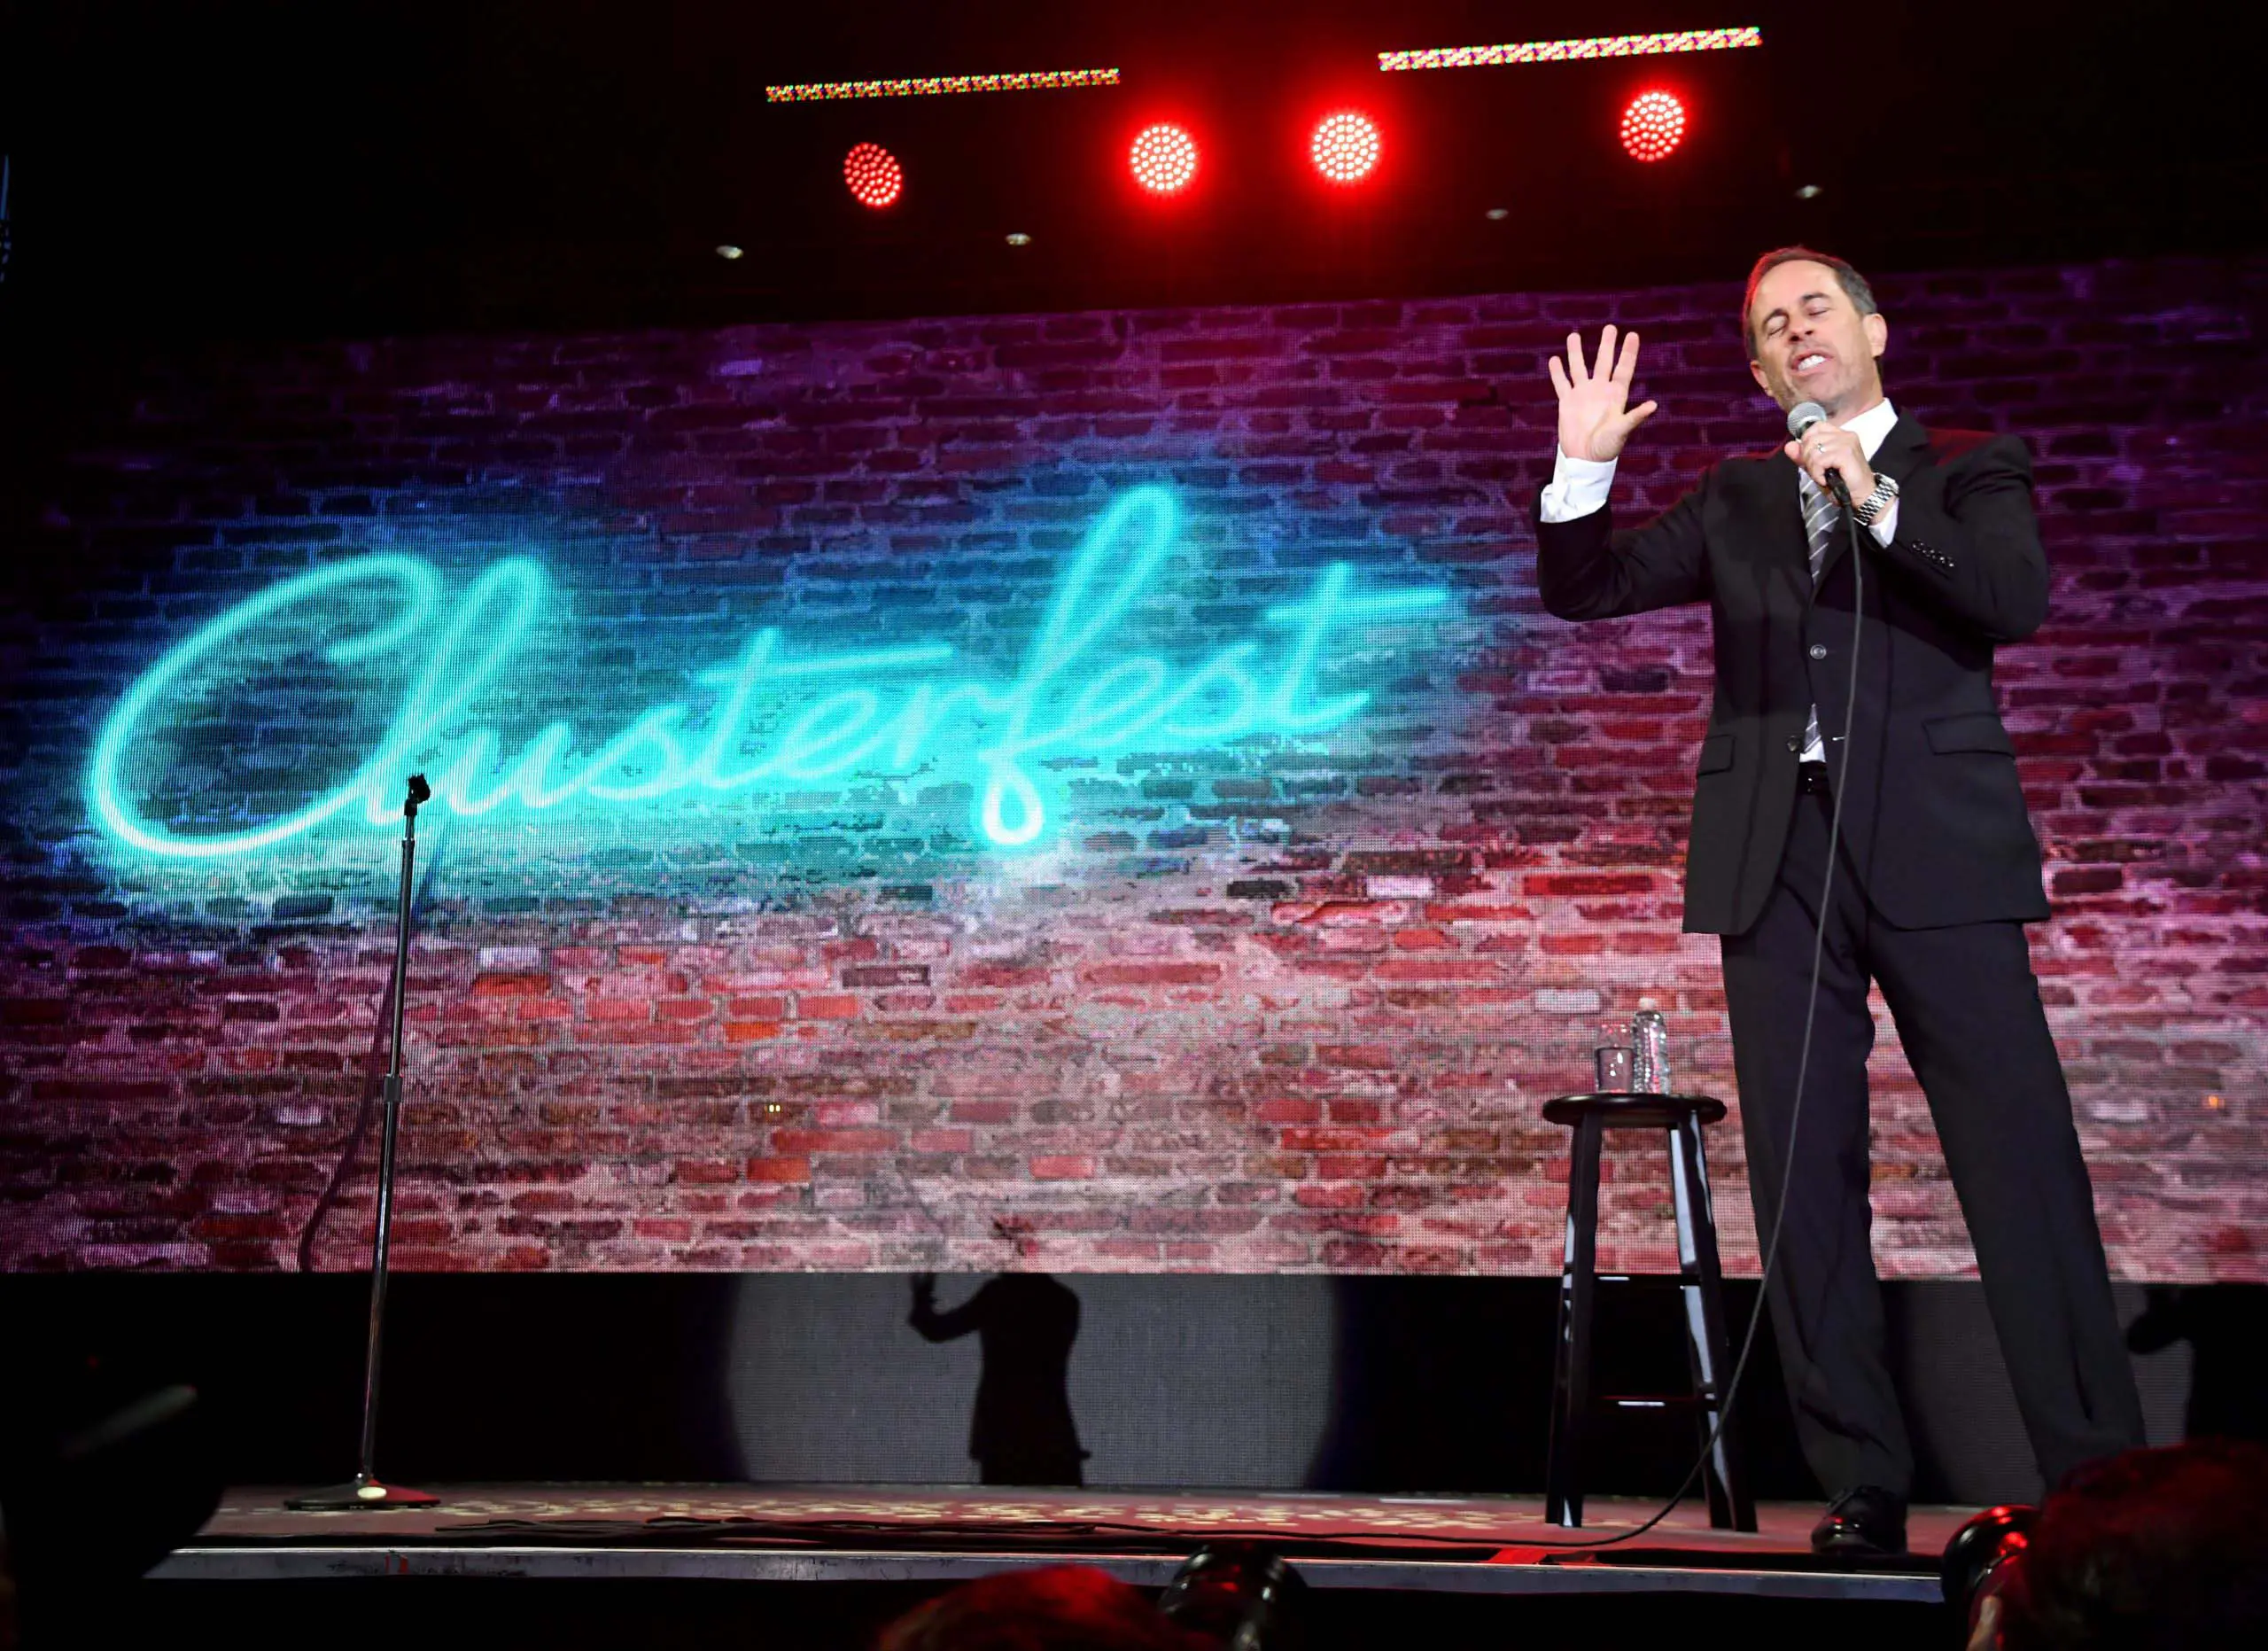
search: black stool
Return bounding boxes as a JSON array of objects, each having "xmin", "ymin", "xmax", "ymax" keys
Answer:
[{"xmin": 1541, "ymin": 1090, "xmax": 1755, "ymax": 1531}]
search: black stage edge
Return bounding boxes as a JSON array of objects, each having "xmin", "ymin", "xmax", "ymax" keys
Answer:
[
  {"xmin": 52, "ymin": 1576, "xmax": 1954, "ymax": 1651},
  {"xmin": 4, "ymin": 1273, "xmax": 2247, "ymax": 1503}
]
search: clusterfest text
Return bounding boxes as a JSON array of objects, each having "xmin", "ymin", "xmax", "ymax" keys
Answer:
[{"xmin": 88, "ymin": 487, "xmax": 1448, "ymax": 861}]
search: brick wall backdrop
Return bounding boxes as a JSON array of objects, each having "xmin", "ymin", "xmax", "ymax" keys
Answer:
[{"xmin": 3, "ymin": 253, "xmax": 2263, "ymax": 1278}]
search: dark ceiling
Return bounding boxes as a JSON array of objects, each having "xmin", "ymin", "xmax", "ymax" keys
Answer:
[{"xmin": 2, "ymin": 1, "xmax": 2263, "ymax": 340}]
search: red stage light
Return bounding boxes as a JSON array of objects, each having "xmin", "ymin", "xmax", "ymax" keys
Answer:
[
  {"xmin": 1309, "ymin": 112, "xmax": 1382, "ymax": 184},
  {"xmin": 1129, "ymin": 122, "xmax": 1199, "ymax": 194},
  {"xmin": 843, "ymin": 142, "xmax": 905, "ymax": 207},
  {"xmin": 1619, "ymin": 92, "xmax": 1686, "ymax": 162}
]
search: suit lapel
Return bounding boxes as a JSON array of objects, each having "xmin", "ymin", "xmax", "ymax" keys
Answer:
[{"xmin": 1809, "ymin": 414, "xmax": 1929, "ymax": 593}]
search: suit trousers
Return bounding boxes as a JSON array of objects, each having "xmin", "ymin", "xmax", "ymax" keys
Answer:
[{"xmin": 1720, "ymin": 785, "xmax": 2146, "ymax": 1497}]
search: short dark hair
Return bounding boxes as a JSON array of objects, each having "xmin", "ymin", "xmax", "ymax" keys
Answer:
[
  {"xmin": 1742, "ymin": 246, "xmax": 1878, "ymax": 357},
  {"xmin": 2000, "ymin": 1440, "xmax": 2268, "ymax": 1651}
]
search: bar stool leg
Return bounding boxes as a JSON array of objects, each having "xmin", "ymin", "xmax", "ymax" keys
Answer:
[
  {"xmin": 1545, "ymin": 1114, "xmax": 1604, "ymax": 1528},
  {"xmin": 1670, "ymin": 1112, "xmax": 1755, "ymax": 1531}
]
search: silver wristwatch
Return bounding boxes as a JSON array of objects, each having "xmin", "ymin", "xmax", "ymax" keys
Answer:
[{"xmin": 1852, "ymin": 472, "xmax": 1900, "ymax": 527}]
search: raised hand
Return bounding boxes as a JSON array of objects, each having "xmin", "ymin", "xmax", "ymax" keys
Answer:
[{"xmin": 1547, "ymin": 324, "xmax": 1658, "ymax": 463}]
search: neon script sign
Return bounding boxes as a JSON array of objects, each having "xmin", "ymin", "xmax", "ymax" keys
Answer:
[{"xmin": 89, "ymin": 487, "xmax": 1449, "ymax": 860}]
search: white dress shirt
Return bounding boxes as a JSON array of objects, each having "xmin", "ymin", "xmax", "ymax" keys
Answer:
[{"xmin": 1540, "ymin": 398, "xmax": 1903, "ymax": 763}]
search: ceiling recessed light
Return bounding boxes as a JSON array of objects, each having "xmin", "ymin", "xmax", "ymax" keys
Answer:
[
  {"xmin": 1485, "ymin": 206, "xmax": 1510, "ymax": 221},
  {"xmin": 715, "ymin": 244, "xmax": 744, "ymax": 260},
  {"xmin": 1005, "ymin": 231, "xmax": 1032, "ymax": 247},
  {"xmin": 1795, "ymin": 183, "xmax": 1823, "ymax": 200}
]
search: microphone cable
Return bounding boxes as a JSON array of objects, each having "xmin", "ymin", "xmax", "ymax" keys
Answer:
[{"xmin": 1519, "ymin": 459, "xmax": 1867, "ymax": 1552}]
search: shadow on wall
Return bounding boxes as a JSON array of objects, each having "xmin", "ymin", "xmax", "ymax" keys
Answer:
[
  {"xmin": 1306, "ymin": 1275, "xmax": 1817, "ymax": 1498},
  {"xmin": 726, "ymin": 1274, "xmax": 1340, "ymax": 1487},
  {"xmin": 1885, "ymin": 1282, "xmax": 2204, "ymax": 1505},
  {"xmin": 908, "ymin": 1273, "xmax": 1088, "ymax": 1487},
  {"xmin": 725, "ymin": 1272, "xmax": 1806, "ymax": 1494},
  {"xmin": 725, "ymin": 1272, "xmax": 1798, "ymax": 1495},
  {"xmin": 2125, "ymin": 1284, "xmax": 2268, "ymax": 1445},
  {"xmin": 0, "ymin": 1273, "xmax": 2254, "ymax": 1498}
]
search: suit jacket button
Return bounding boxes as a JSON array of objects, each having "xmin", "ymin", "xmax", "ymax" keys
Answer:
[{"xmin": 1808, "ymin": 642, "xmax": 1828, "ymax": 660}]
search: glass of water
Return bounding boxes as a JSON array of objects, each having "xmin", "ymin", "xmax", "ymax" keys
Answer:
[{"xmin": 1594, "ymin": 1024, "xmax": 1635, "ymax": 1093}]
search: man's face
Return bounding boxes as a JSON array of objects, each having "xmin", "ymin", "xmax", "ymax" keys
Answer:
[{"xmin": 1746, "ymin": 260, "xmax": 1888, "ymax": 416}]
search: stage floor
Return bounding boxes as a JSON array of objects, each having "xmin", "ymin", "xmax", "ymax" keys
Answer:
[{"xmin": 155, "ymin": 1485, "xmax": 1963, "ymax": 1603}]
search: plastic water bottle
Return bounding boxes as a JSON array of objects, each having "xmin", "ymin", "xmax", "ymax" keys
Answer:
[{"xmin": 1631, "ymin": 1000, "xmax": 1670, "ymax": 1095}]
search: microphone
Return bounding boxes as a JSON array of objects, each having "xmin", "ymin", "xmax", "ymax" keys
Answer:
[{"xmin": 1787, "ymin": 401, "xmax": 1852, "ymax": 507}]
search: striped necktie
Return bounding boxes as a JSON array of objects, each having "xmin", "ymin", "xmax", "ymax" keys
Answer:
[
  {"xmin": 1797, "ymin": 473, "xmax": 1840, "ymax": 761},
  {"xmin": 1799, "ymin": 471, "xmax": 1840, "ymax": 585}
]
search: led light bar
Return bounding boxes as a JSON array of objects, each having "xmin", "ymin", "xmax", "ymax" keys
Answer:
[
  {"xmin": 1379, "ymin": 27, "xmax": 1761, "ymax": 74},
  {"xmin": 765, "ymin": 67, "xmax": 1120, "ymax": 103}
]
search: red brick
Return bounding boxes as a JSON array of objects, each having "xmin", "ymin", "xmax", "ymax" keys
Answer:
[
  {"xmin": 673, "ymin": 1160, "xmax": 742, "ymax": 1185},
  {"xmin": 772, "ymin": 1129, "xmax": 899, "ymax": 1153},
  {"xmin": 470, "ymin": 973, "xmax": 553, "ymax": 997},
  {"xmin": 1077, "ymin": 962, "xmax": 1225, "ymax": 987}
]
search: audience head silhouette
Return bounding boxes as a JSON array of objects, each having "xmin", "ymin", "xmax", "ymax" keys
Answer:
[
  {"xmin": 1981, "ymin": 1440, "xmax": 2268, "ymax": 1650},
  {"xmin": 878, "ymin": 1566, "xmax": 1201, "ymax": 1651}
]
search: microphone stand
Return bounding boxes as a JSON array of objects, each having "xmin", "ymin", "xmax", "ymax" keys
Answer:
[{"xmin": 290, "ymin": 775, "xmax": 440, "ymax": 1511}]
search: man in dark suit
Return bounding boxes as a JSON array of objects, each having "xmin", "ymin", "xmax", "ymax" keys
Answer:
[{"xmin": 1533, "ymin": 247, "xmax": 2145, "ymax": 1554}]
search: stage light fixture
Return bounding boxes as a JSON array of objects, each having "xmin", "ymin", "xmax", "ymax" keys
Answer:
[
  {"xmin": 715, "ymin": 244, "xmax": 744, "ymax": 261},
  {"xmin": 1619, "ymin": 91, "xmax": 1686, "ymax": 162},
  {"xmin": 1379, "ymin": 27, "xmax": 1761, "ymax": 73},
  {"xmin": 1309, "ymin": 113, "xmax": 1381, "ymax": 184},
  {"xmin": 768, "ymin": 66, "xmax": 1120, "ymax": 103},
  {"xmin": 1130, "ymin": 123, "xmax": 1199, "ymax": 194},
  {"xmin": 843, "ymin": 142, "xmax": 905, "ymax": 207}
]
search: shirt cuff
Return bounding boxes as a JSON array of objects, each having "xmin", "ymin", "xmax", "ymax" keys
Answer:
[
  {"xmin": 1540, "ymin": 448, "xmax": 1617, "ymax": 523},
  {"xmin": 1868, "ymin": 497, "xmax": 1899, "ymax": 545}
]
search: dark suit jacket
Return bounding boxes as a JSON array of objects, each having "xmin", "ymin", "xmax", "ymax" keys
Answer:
[{"xmin": 1533, "ymin": 416, "xmax": 2053, "ymax": 936}]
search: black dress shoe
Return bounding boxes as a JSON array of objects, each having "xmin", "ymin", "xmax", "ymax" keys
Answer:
[{"xmin": 1812, "ymin": 1485, "xmax": 1909, "ymax": 1556}]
